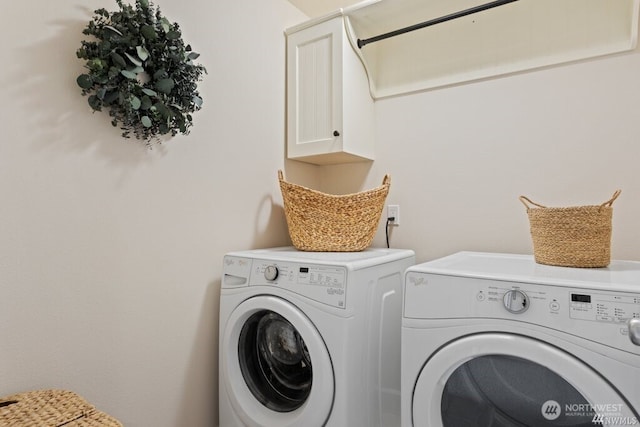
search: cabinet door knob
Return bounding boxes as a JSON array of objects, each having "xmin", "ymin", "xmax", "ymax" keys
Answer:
[{"xmin": 333, "ymin": 130, "xmax": 340, "ymax": 137}]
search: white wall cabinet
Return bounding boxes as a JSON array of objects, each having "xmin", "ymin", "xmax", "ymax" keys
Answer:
[{"xmin": 286, "ymin": 15, "xmax": 374, "ymax": 165}]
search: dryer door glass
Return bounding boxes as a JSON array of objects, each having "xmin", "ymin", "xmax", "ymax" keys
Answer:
[
  {"xmin": 441, "ymin": 355, "xmax": 594, "ymax": 426},
  {"xmin": 411, "ymin": 333, "xmax": 638, "ymax": 427},
  {"xmin": 238, "ymin": 310, "xmax": 312, "ymax": 412}
]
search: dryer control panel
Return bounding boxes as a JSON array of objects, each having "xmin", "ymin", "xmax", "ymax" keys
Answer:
[
  {"xmin": 404, "ymin": 271, "xmax": 640, "ymax": 354},
  {"xmin": 569, "ymin": 291, "xmax": 640, "ymax": 324}
]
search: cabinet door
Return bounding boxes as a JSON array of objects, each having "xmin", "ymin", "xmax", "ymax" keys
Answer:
[{"xmin": 287, "ymin": 18, "xmax": 343, "ymax": 162}]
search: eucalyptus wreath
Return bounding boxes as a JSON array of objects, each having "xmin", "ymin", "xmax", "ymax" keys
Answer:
[{"xmin": 76, "ymin": 0, "xmax": 206, "ymax": 144}]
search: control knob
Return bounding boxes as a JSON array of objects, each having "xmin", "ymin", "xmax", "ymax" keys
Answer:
[
  {"xmin": 503, "ymin": 289, "xmax": 529, "ymax": 314},
  {"xmin": 629, "ymin": 318, "xmax": 640, "ymax": 346},
  {"xmin": 264, "ymin": 265, "xmax": 279, "ymax": 281}
]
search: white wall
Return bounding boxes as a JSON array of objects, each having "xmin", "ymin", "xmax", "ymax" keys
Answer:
[
  {"xmin": 0, "ymin": 1, "xmax": 310, "ymax": 426},
  {"xmin": 323, "ymin": 46, "xmax": 640, "ymax": 264}
]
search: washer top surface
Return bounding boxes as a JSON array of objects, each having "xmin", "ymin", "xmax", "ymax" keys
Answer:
[
  {"xmin": 410, "ymin": 251, "xmax": 640, "ymax": 293},
  {"xmin": 226, "ymin": 246, "xmax": 414, "ymax": 270}
]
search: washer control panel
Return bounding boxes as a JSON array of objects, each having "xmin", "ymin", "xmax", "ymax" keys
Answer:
[
  {"xmin": 263, "ymin": 265, "xmax": 279, "ymax": 281},
  {"xmin": 253, "ymin": 261, "xmax": 347, "ymax": 309}
]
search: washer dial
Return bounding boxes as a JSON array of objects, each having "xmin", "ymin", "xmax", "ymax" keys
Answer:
[{"xmin": 264, "ymin": 265, "xmax": 279, "ymax": 281}]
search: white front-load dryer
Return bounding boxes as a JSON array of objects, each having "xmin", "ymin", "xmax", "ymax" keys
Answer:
[
  {"xmin": 402, "ymin": 251, "xmax": 640, "ymax": 427},
  {"xmin": 220, "ymin": 247, "xmax": 415, "ymax": 427}
]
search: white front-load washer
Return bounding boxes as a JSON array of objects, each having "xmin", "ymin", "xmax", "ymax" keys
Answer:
[
  {"xmin": 219, "ymin": 247, "xmax": 415, "ymax": 427},
  {"xmin": 402, "ymin": 251, "xmax": 640, "ymax": 427}
]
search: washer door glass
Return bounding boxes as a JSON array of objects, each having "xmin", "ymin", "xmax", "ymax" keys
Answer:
[
  {"xmin": 239, "ymin": 310, "xmax": 312, "ymax": 412},
  {"xmin": 221, "ymin": 295, "xmax": 334, "ymax": 427},
  {"xmin": 412, "ymin": 333, "xmax": 638, "ymax": 427}
]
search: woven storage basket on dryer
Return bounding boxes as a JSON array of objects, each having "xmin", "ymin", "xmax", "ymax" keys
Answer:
[
  {"xmin": 0, "ymin": 389, "xmax": 123, "ymax": 427},
  {"xmin": 278, "ymin": 170, "xmax": 390, "ymax": 252},
  {"xmin": 519, "ymin": 190, "xmax": 621, "ymax": 268}
]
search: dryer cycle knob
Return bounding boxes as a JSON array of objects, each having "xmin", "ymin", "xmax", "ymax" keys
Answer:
[
  {"xmin": 503, "ymin": 289, "xmax": 529, "ymax": 314},
  {"xmin": 264, "ymin": 265, "xmax": 279, "ymax": 281},
  {"xmin": 629, "ymin": 318, "xmax": 640, "ymax": 346}
]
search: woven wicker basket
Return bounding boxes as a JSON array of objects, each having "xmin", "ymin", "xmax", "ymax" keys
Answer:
[
  {"xmin": 0, "ymin": 389, "xmax": 122, "ymax": 427},
  {"xmin": 519, "ymin": 190, "xmax": 621, "ymax": 268},
  {"xmin": 278, "ymin": 170, "xmax": 390, "ymax": 252}
]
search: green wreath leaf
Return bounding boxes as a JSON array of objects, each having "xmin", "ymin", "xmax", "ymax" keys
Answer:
[
  {"xmin": 124, "ymin": 52, "xmax": 143, "ymax": 67},
  {"xmin": 141, "ymin": 25, "xmax": 157, "ymax": 41},
  {"xmin": 136, "ymin": 46, "xmax": 150, "ymax": 61},
  {"xmin": 76, "ymin": 74, "xmax": 93, "ymax": 89},
  {"xmin": 130, "ymin": 96, "xmax": 142, "ymax": 110},
  {"xmin": 110, "ymin": 52, "xmax": 127, "ymax": 68},
  {"xmin": 76, "ymin": 0, "xmax": 207, "ymax": 145},
  {"xmin": 120, "ymin": 70, "xmax": 137, "ymax": 79},
  {"xmin": 155, "ymin": 78, "xmax": 175, "ymax": 94}
]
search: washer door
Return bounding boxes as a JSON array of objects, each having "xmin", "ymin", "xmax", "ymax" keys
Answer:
[
  {"xmin": 413, "ymin": 333, "xmax": 638, "ymax": 427},
  {"xmin": 222, "ymin": 295, "xmax": 334, "ymax": 427}
]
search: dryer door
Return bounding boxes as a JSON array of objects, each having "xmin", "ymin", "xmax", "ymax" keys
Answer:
[
  {"xmin": 412, "ymin": 333, "xmax": 638, "ymax": 427},
  {"xmin": 221, "ymin": 295, "xmax": 334, "ymax": 427}
]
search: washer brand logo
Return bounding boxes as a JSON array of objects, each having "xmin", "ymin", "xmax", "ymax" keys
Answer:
[{"xmin": 541, "ymin": 400, "xmax": 562, "ymax": 420}]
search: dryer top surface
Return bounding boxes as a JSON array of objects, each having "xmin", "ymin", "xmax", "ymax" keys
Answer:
[{"xmin": 408, "ymin": 251, "xmax": 640, "ymax": 293}]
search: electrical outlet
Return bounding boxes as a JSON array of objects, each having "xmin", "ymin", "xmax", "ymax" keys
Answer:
[{"xmin": 387, "ymin": 205, "xmax": 400, "ymax": 225}]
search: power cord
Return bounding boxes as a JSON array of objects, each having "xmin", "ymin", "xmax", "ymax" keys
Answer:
[{"xmin": 386, "ymin": 217, "xmax": 395, "ymax": 248}]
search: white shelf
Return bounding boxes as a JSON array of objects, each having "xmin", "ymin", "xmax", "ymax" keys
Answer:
[{"xmin": 344, "ymin": 0, "xmax": 639, "ymax": 98}]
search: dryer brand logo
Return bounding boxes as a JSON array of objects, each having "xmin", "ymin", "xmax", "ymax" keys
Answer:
[
  {"xmin": 408, "ymin": 276, "xmax": 427, "ymax": 286},
  {"xmin": 541, "ymin": 400, "xmax": 562, "ymax": 420}
]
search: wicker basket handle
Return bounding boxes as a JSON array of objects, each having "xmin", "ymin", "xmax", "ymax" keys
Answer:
[
  {"xmin": 520, "ymin": 190, "xmax": 622, "ymax": 211},
  {"xmin": 279, "ymin": 169, "xmax": 391, "ymax": 187},
  {"xmin": 519, "ymin": 195, "xmax": 546, "ymax": 210},
  {"xmin": 601, "ymin": 190, "xmax": 621, "ymax": 208}
]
